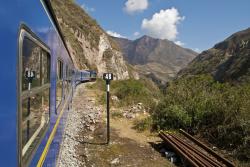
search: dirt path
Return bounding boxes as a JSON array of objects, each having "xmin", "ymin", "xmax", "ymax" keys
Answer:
[{"xmin": 58, "ymin": 83, "xmax": 173, "ymax": 167}]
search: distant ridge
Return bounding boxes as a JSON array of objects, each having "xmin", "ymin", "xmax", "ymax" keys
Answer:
[
  {"xmin": 178, "ymin": 28, "xmax": 250, "ymax": 83},
  {"xmin": 112, "ymin": 35, "xmax": 198, "ymax": 83}
]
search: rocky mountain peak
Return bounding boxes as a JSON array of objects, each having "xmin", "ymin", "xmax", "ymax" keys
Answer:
[
  {"xmin": 112, "ymin": 35, "xmax": 197, "ymax": 83},
  {"xmin": 51, "ymin": 0, "xmax": 132, "ymax": 80}
]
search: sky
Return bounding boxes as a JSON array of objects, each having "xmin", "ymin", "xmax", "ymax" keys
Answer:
[{"xmin": 76, "ymin": 0, "xmax": 250, "ymax": 52}]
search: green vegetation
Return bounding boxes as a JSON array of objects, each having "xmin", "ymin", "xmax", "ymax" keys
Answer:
[
  {"xmin": 86, "ymin": 78, "xmax": 105, "ymax": 90},
  {"xmin": 89, "ymin": 78, "xmax": 162, "ymax": 108},
  {"xmin": 152, "ymin": 74, "xmax": 250, "ymax": 161},
  {"xmin": 111, "ymin": 78, "xmax": 162, "ymax": 108},
  {"xmin": 111, "ymin": 111, "xmax": 123, "ymax": 119},
  {"xmin": 133, "ymin": 117, "xmax": 153, "ymax": 132}
]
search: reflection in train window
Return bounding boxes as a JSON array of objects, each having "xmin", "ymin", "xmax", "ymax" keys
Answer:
[
  {"xmin": 42, "ymin": 52, "xmax": 50, "ymax": 84},
  {"xmin": 70, "ymin": 69, "xmax": 74, "ymax": 84},
  {"xmin": 20, "ymin": 32, "xmax": 50, "ymax": 165},
  {"xmin": 64, "ymin": 65, "xmax": 69, "ymax": 97},
  {"xmin": 21, "ymin": 89, "xmax": 50, "ymax": 163},
  {"xmin": 22, "ymin": 37, "xmax": 41, "ymax": 91},
  {"xmin": 56, "ymin": 60, "xmax": 63, "ymax": 108}
]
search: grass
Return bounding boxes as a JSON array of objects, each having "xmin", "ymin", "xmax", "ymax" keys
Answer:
[
  {"xmin": 111, "ymin": 111, "xmax": 123, "ymax": 119},
  {"xmin": 111, "ymin": 78, "xmax": 162, "ymax": 108},
  {"xmin": 88, "ymin": 78, "xmax": 162, "ymax": 108},
  {"xmin": 133, "ymin": 117, "xmax": 153, "ymax": 132}
]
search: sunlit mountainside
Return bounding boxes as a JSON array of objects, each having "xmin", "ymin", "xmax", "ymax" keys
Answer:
[
  {"xmin": 113, "ymin": 35, "xmax": 197, "ymax": 84},
  {"xmin": 179, "ymin": 28, "xmax": 250, "ymax": 83}
]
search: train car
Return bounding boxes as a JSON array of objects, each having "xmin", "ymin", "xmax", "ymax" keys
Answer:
[
  {"xmin": 88, "ymin": 70, "xmax": 97, "ymax": 81},
  {"xmin": 80, "ymin": 70, "xmax": 91, "ymax": 82},
  {"xmin": 75, "ymin": 70, "xmax": 97, "ymax": 83},
  {"xmin": 0, "ymin": 0, "xmax": 89, "ymax": 166},
  {"xmin": 75, "ymin": 70, "xmax": 90, "ymax": 83}
]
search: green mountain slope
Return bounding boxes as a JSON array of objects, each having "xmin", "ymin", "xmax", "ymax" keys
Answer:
[{"xmin": 179, "ymin": 28, "xmax": 250, "ymax": 83}]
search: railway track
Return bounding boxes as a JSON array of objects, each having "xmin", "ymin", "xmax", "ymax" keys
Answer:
[{"xmin": 159, "ymin": 129, "xmax": 235, "ymax": 167}]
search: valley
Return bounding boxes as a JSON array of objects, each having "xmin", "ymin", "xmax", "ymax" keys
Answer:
[{"xmin": 51, "ymin": 0, "xmax": 250, "ymax": 166}]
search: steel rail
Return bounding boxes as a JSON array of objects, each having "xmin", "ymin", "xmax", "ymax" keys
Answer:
[
  {"xmin": 169, "ymin": 133, "xmax": 224, "ymax": 167},
  {"xmin": 161, "ymin": 132, "xmax": 212, "ymax": 167},
  {"xmin": 179, "ymin": 129, "xmax": 235, "ymax": 167},
  {"xmin": 159, "ymin": 132, "xmax": 200, "ymax": 167}
]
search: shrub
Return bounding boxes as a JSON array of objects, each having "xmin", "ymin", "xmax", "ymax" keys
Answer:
[
  {"xmin": 133, "ymin": 117, "xmax": 153, "ymax": 132},
  {"xmin": 112, "ymin": 79, "xmax": 161, "ymax": 108},
  {"xmin": 151, "ymin": 74, "xmax": 250, "ymax": 161}
]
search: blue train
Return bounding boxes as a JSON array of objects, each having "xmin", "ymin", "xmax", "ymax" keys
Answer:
[
  {"xmin": 0, "ymin": 0, "xmax": 96, "ymax": 166},
  {"xmin": 76, "ymin": 70, "xmax": 97, "ymax": 83}
]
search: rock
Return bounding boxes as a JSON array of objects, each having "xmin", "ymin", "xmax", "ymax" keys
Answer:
[
  {"xmin": 126, "ymin": 113, "xmax": 135, "ymax": 119},
  {"xmin": 89, "ymin": 125, "xmax": 95, "ymax": 131},
  {"xmin": 165, "ymin": 151, "xmax": 175, "ymax": 158},
  {"xmin": 111, "ymin": 96, "xmax": 119, "ymax": 102},
  {"xmin": 88, "ymin": 136, "xmax": 94, "ymax": 140},
  {"xmin": 88, "ymin": 113, "xmax": 95, "ymax": 120},
  {"xmin": 111, "ymin": 158, "xmax": 120, "ymax": 165},
  {"xmin": 131, "ymin": 106, "xmax": 137, "ymax": 109}
]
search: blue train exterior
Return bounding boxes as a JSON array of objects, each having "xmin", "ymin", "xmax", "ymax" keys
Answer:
[
  {"xmin": 88, "ymin": 70, "xmax": 97, "ymax": 81},
  {"xmin": 0, "ymin": 0, "xmax": 96, "ymax": 166},
  {"xmin": 75, "ymin": 70, "xmax": 92, "ymax": 83}
]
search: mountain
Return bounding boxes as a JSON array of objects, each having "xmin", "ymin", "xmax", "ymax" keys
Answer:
[
  {"xmin": 50, "ymin": 0, "xmax": 136, "ymax": 80},
  {"xmin": 112, "ymin": 35, "xmax": 197, "ymax": 83},
  {"xmin": 178, "ymin": 28, "xmax": 250, "ymax": 83}
]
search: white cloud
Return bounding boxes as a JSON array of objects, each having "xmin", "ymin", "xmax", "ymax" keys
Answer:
[
  {"xmin": 141, "ymin": 7, "xmax": 185, "ymax": 41},
  {"xmin": 81, "ymin": 4, "xmax": 95, "ymax": 12},
  {"xmin": 124, "ymin": 0, "xmax": 148, "ymax": 14},
  {"xmin": 194, "ymin": 48, "xmax": 201, "ymax": 53},
  {"xmin": 175, "ymin": 41, "xmax": 185, "ymax": 46},
  {"xmin": 133, "ymin": 32, "xmax": 140, "ymax": 37},
  {"xmin": 107, "ymin": 30, "xmax": 126, "ymax": 38}
]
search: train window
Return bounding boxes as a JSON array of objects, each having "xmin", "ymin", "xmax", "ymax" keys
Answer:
[
  {"xmin": 22, "ymin": 37, "xmax": 41, "ymax": 91},
  {"xmin": 21, "ymin": 89, "xmax": 50, "ymax": 162},
  {"xmin": 64, "ymin": 65, "xmax": 69, "ymax": 96},
  {"xmin": 19, "ymin": 27, "xmax": 50, "ymax": 166},
  {"xmin": 71, "ymin": 70, "xmax": 74, "ymax": 83},
  {"xmin": 56, "ymin": 60, "xmax": 63, "ymax": 108},
  {"xmin": 42, "ymin": 51, "xmax": 50, "ymax": 84}
]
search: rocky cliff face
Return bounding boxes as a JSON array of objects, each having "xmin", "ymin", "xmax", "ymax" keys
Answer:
[
  {"xmin": 113, "ymin": 35, "xmax": 197, "ymax": 83},
  {"xmin": 51, "ymin": 0, "xmax": 130, "ymax": 80},
  {"xmin": 178, "ymin": 28, "xmax": 250, "ymax": 83}
]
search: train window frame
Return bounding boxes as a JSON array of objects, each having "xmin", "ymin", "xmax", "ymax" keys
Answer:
[
  {"xmin": 64, "ymin": 65, "xmax": 69, "ymax": 98},
  {"xmin": 56, "ymin": 59, "xmax": 63, "ymax": 110},
  {"xmin": 18, "ymin": 24, "xmax": 51, "ymax": 167}
]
